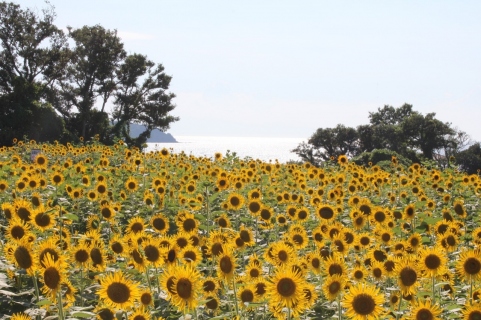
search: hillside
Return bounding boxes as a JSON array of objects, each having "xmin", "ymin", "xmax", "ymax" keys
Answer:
[{"xmin": 129, "ymin": 123, "xmax": 177, "ymax": 142}]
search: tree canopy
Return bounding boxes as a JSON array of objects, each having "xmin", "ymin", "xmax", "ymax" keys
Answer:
[
  {"xmin": 293, "ymin": 104, "xmax": 471, "ymax": 170},
  {"xmin": 0, "ymin": 2, "xmax": 178, "ymax": 148}
]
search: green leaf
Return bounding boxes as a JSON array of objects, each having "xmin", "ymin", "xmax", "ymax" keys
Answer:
[
  {"xmin": 62, "ymin": 213, "xmax": 79, "ymax": 221},
  {"xmin": 36, "ymin": 299, "xmax": 52, "ymax": 306},
  {"xmin": 71, "ymin": 312, "xmax": 96, "ymax": 318}
]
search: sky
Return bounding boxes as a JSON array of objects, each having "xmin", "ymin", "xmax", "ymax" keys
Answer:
[{"xmin": 13, "ymin": 0, "xmax": 481, "ymax": 141}]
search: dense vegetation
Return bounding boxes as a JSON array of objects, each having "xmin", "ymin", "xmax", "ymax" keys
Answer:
[
  {"xmin": 0, "ymin": 2, "xmax": 178, "ymax": 148},
  {"xmin": 2, "ymin": 139, "xmax": 481, "ymax": 319},
  {"xmin": 292, "ymin": 104, "xmax": 481, "ymax": 174}
]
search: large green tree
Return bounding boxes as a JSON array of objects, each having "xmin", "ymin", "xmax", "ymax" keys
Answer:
[
  {"xmin": 0, "ymin": 1, "xmax": 179, "ymax": 147},
  {"xmin": 0, "ymin": 2, "xmax": 69, "ymax": 146},
  {"xmin": 293, "ymin": 104, "xmax": 461, "ymax": 167}
]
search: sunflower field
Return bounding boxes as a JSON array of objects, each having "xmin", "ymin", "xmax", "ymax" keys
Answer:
[{"xmin": 1, "ymin": 139, "xmax": 481, "ymax": 320}]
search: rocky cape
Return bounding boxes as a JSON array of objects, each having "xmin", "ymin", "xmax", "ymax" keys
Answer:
[{"xmin": 129, "ymin": 123, "xmax": 177, "ymax": 143}]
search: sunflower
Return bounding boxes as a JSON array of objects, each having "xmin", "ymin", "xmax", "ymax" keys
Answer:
[
  {"xmin": 98, "ymin": 271, "xmax": 141, "ymax": 310},
  {"xmin": 266, "ymin": 265, "xmax": 308, "ymax": 310},
  {"xmin": 128, "ymin": 308, "xmax": 152, "ymax": 320},
  {"xmin": 1, "ymin": 202, "xmax": 14, "ymax": 220},
  {"xmin": 31, "ymin": 206, "xmax": 54, "ymax": 231},
  {"xmin": 239, "ymin": 225, "xmax": 255, "ymax": 246},
  {"xmin": 407, "ymin": 233, "xmax": 423, "ymax": 252},
  {"xmin": 204, "ymin": 295, "xmax": 221, "ymax": 314},
  {"xmin": 4, "ymin": 238, "xmax": 36, "ymax": 275},
  {"xmin": 109, "ymin": 235, "xmax": 128, "ymax": 257},
  {"xmin": 370, "ymin": 260, "xmax": 385, "ymax": 281},
  {"xmin": 407, "ymin": 299, "xmax": 442, "ymax": 320},
  {"xmin": 217, "ymin": 249, "xmax": 237, "ymax": 282},
  {"xmin": 37, "ymin": 237, "xmax": 63, "ymax": 268},
  {"xmin": 142, "ymin": 238, "xmax": 164, "ymax": 268},
  {"xmin": 169, "ymin": 264, "xmax": 202, "ymax": 311},
  {"xmin": 247, "ymin": 199, "xmax": 262, "ymax": 216},
  {"xmin": 323, "ymin": 255, "xmax": 347, "ymax": 277},
  {"xmin": 453, "ymin": 199, "xmax": 467, "ymax": 218},
  {"xmin": 14, "ymin": 198, "xmax": 32, "ymax": 222},
  {"xmin": 178, "ymin": 244, "xmax": 200, "ymax": 267},
  {"xmin": 10, "ymin": 313, "xmax": 32, "ymax": 320},
  {"xmin": 126, "ymin": 217, "xmax": 146, "ymax": 235},
  {"xmin": 5, "ymin": 217, "xmax": 31, "ymax": 242},
  {"xmin": 176, "ymin": 212, "xmax": 199, "ymax": 234},
  {"xmin": 457, "ymin": 249, "xmax": 481, "ymax": 283},
  {"xmin": 395, "ymin": 258, "xmax": 420, "ymax": 295},
  {"xmin": 316, "ymin": 204, "xmax": 337, "ymax": 221},
  {"xmin": 215, "ymin": 213, "xmax": 232, "ymax": 228},
  {"xmin": 322, "ymin": 274, "xmax": 347, "ymax": 301},
  {"xmin": 70, "ymin": 242, "xmax": 91, "ymax": 268},
  {"xmin": 418, "ymin": 247, "xmax": 447, "ymax": 277},
  {"xmin": 39, "ymin": 253, "xmax": 67, "ymax": 299},
  {"xmin": 99, "ymin": 203, "xmax": 116, "ymax": 221},
  {"xmin": 403, "ymin": 204, "xmax": 416, "ymax": 220},
  {"xmin": 437, "ymin": 231, "xmax": 459, "ymax": 252},
  {"xmin": 226, "ymin": 192, "xmax": 245, "ymax": 210},
  {"xmin": 463, "ymin": 303, "xmax": 481, "ymax": 320},
  {"xmin": 87, "ymin": 215, "xmax": 102, "ymax": 232},
  {"xmin": 331, "ymin": 233, "xmax": 349, "ymax": 255},
  {"xmin": 351, "ymin": 265, "xmax": 367, "ymax": 283},
  {"xmin": 267, "ymin": 241, "xmax": 297, "ymax": 266},
  {"xmin": 50, "ymin": 172, "xmax": 64, "ymax": 186},
  {"xmin": 238, "ymin": 284, "xmax": 258, "ymax": 308},
  {"xmin": 90, "ymin": 245, "xmax": 107, "ymax": 272},
  {"xmin": 125, "ymin": 176, "xmax": 139, "ymax": 193},
  {"xmin": 149, "ymin": 213, "xmax": 169, "ymax": 234},
  {"xmin": 342, "ymin": 282, "xmax": 384, "ymax": 320}
]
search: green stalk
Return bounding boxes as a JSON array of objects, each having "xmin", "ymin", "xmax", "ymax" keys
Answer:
[
  {"xmin": 232, "ymin": 277, "xmax": 239, "ymax": 317},
  {"xmin": 57, "ymin": 290, "xmax": 64, "ymax": 320}
]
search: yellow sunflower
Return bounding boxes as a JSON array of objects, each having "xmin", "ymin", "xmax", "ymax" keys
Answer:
[
  {"xmin": 395, "ymin": 258, "xmax": 420, "ymax": 295},
  {"xmin": 39, "ymin": 253, "xmax": 67, "ymax": 299},
  {"xmin": 417, "ymin": 247, "xmax": 447, "ymax": 277},
  {"xmin": 342, "ymin": 282, "xmax": 384, "ymax": 320},
  {"xmin": 322, "ymin": 274, "xmax": 347, "ymax": 301},
  {"xmin": 97, "ymin": 271, "xmax": 141, "ymax": 310},
  {"xmin": 266, "ymin": 264, "xmax": 308, "ymax": 310},
  {"xmin": 456, "ymin": 249, "xmax": 481, "ymax": 283},
  {"xmin": 407, "ymin": 299, "xmax": 442, "ymax": 320},
  {"xmin": 169, "ymin": 264, "xmax": 202, "ymax": 311},
  {"xmin": 226, "ymin": 192, "xmax": 245, "ymax": 210},
  {"xmin": 462, "ymin": 303, "xmax": 481, "ymax": 320}
]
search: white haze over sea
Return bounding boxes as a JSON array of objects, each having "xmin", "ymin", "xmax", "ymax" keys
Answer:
[{"xmin": 146, "ymin": 136, "xmax": 306, "ymax": 163}]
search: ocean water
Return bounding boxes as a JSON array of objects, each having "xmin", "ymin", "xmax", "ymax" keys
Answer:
[{"xmin": 146, "ymin": 136, "xmax": 306, "ymax": 163}]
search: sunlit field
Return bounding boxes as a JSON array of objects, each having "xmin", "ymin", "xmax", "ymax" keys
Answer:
[{"xmin": 2, "ymin": 138, "xmax": 481, "ymax": 320}]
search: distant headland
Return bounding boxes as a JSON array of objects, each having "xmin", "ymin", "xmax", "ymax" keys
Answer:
[{"xmin": 129, "ymin": 123, "xmax": 177, "ymax": 143}]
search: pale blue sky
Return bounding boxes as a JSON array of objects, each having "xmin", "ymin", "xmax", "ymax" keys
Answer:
[{"xmin": 14, "ymin": 1, "xmax": 481, "ymax": 141}]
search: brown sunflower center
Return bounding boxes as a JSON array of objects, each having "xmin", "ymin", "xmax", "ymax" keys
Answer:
[
  {"xmin": 144, "ymin": 245, "xmax": 160, "ymax": 262},
  {"xmin": 98, "ymin": 308, "xmax": 114, "ymax": 320},
  {"xmin": 454, "ymin": 203, "xmax": 465, "ymax": 215},
  {"xmin": 75, "ymin": 249, "xmax": 89, "ymax": 263},
  {"xmin": 464, "ymin": 257, "xmax": 481, "ymax": 275},
  {"xmin": 352, "ymin": 293, "xmax": 376, "ymax": 315},
  {"xmin": 17, "ymin": 207, "xmax": 31, "ymax": 221},
  {"xmin": 107, "ymin": 282, "xmax": 130, "ymax": 304},
  {"xmin": 44, "ymin": 267, "xmax": 61, "ymax": 289},
  {"xmin": 130, "ymin": 222, "xmax": 143, "ymax": 233},
  {"xmin": 400, "ymin": 267, "xmax": 417, "ymax": 287},
  {"xmin": 10, "ymin": 226, "xmax": 25, "ymax": 239},
  {"xmin": 374, "ymin": 211, "xmax": 386, "ymax": 222},
  {"xmin": 176, "ymin": 278, "xmax": 192, "ymax": 299},
  {"xmin": 424, "ymin": 254, "xmax": 441, "ymax": 270},
  {"xmin": 218, "ymin": 218, "xmax": 228, "ymax": 228},
  {"xmin": 90, "ymin": 248, "xmax": 103, "ymax": 266},
  {"xmin": 206, "ymin": 297, "xmax": 218, "ymax": 310},
  {"xmin": 101, "ymin": 208, "xmax": 112, "ymax": 219},
  {"xmin": 468, "ymin": 311, "xmax": 481, "ymax": 320},
  {"xmin": 329, "ymin": 263, "xmax": 343, "ymax": 276},
  {"xmin": 416, "ymin": 308, "xmax": 434, "ymax": 320},
  {"xmin": 277, "ymin": 278, "xmax": 296, "ymax": 297},
  {"xmin": 111, "ymin": 242, "xmax": 123, "ymax": 254},
  {"xmin": 229, "ymin": 196, "xmax": 240, "ymax": 207},
  {"xmin": 152, "ymin": 218, "xmax": 166, "ymax": 231},
  {"xmin": 183, "ymin": 251, "xmax": 197, "ymax": 263},
  {"xmin": 240, "ymin": 230, "xmax": 251, "ymax": 243},
  {"xmin": 318, "ymin": 207, "xmax": 334, "ymax": 219},
  {"xmin": 14, "ymin": 246, "xmax": 33, "ymax": 269},
  {"xmin": 249, "ymin": 202, "xmax": 261, "ymax": 213},
  {"xmin": 220, "ymin": 256, "xmax": 233, "ymax": 274},
  {"xmin": 39, "ymin": 249, "xmax": 59, "ymax": 267},
  {"xmin": 240, "ymin": 289, "xmax": 254, "ymax": 303},
  {"xmin": 132, "ymin": 249, "xmax": 144, "ymax": 264},
  {"xmin": 328, "ymin": 281, "xmax": 341, "ymax": 294},
  {"xmin": 354, "ymin": 270, "xmax": 364, "ymax": 279},
  {"xmin": 183, "ymin": 218, "xmax": 196, "ymax": 232},
  {"xmin": 293, "ymin": 234, "xmax": 304, "ymax": 246},
  {"xmin": 203, "ymin": 280, "xmax": 216, "ymax": 292},
  {"xmin": 34, "ymin": 212, "xmax": 50, "ymax": 227}
]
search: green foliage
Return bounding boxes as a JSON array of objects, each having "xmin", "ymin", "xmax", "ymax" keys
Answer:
[
  {"xmin": 351, "ymin": 148, "xmax": 411, "ymax": 170},
  {"xmin": 455, "ymin": 142, "xmax": 481, "ymax": 174},
  {"xmin": 293, "ymin": 104, "xmax": 465, "ymax": 169},
  {"xmin": 0, "ymin": 1, "xmax": 178, "ymax": 147}
]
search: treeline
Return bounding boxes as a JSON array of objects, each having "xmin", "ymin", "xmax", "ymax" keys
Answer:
[
  {"xmin": 293, "ymin": 104, "xmax": 481, "ymax": 174},
  {"xmin": 0, "ymin": 2, "xmax": 178, "ymax": 148}
]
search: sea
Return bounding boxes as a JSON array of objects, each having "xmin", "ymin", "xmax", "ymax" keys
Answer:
[{"xmin": 145, "ymin": 136, "xmax": 306, "ymax": 163}]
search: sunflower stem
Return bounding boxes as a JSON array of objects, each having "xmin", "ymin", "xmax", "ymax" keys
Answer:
[
  {"xmin": 80, "ymin": 267, "xmax": 84, "ymax": 307},
  {"xmin": 57, "ymin": 289, "xmax": 64, "ymax": 320},
  {"xmin": 145, "ymin": 268, "xmax": 153, "ymax": 294},
  {"xmin": 232, "ymin": 277, "xmax": 239, "ymax": 317},
  {"xmin": 337, "ymin": 296, "xmax": 341, "ymax": 320},
  {"xmin": 471, "ymin": 277, "xmax": 474, "ymax": 305},
  {"xmin": 432, "ymin": 274, "xmax": 435, "ymax": 303},
  {"xmin": 396, "ymin": 294, "xmax": 403, "ymax": 320}
]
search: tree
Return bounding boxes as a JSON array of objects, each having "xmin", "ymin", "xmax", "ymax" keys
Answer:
[
  {"xmin": 59, "ymin": 25, "xmax": 126, "ymax": 139},
  {"xmin": 0, "ymin": 2, "xmax": 69, "ymax": 145},
  {"xmin": 292, "ymin": 104, "xmax": 458, "ymax": 167},
  {"xmin": 456, "ymin": 143, "xmax": 481, "ymax": 174},
  {"xmin": 109, "ymin": 53, "xmax": 179, "ymax": 148}
]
